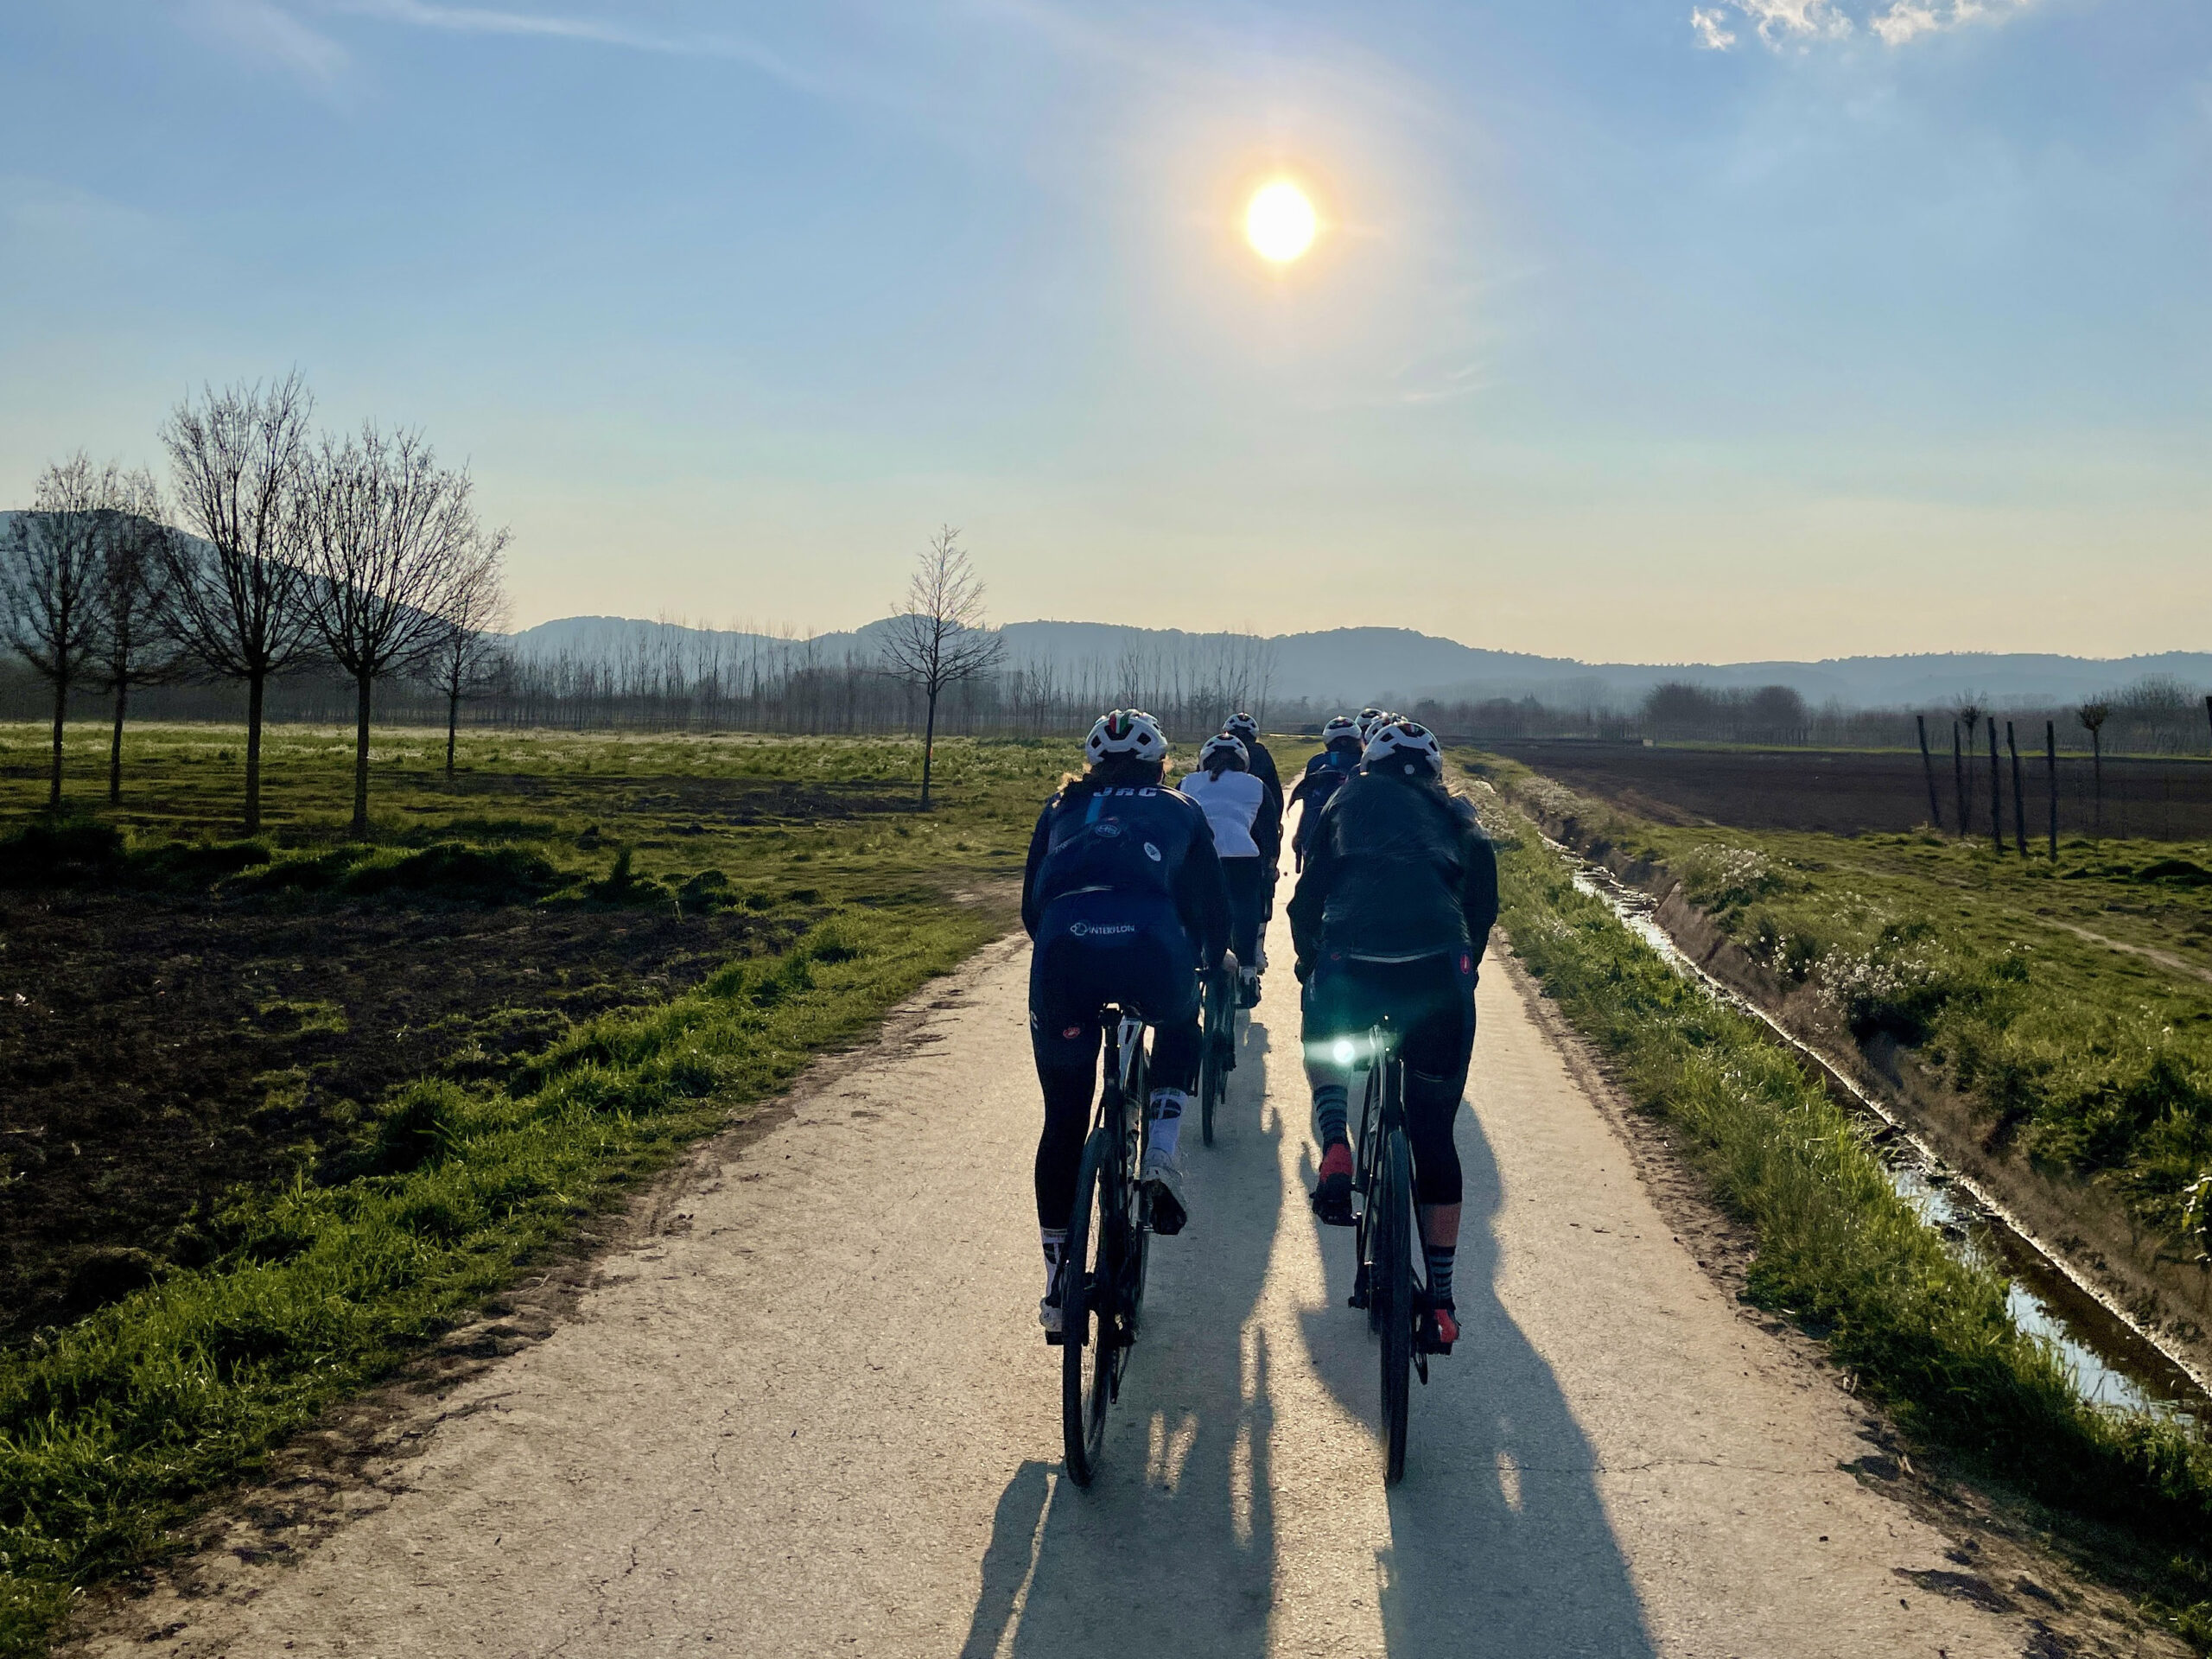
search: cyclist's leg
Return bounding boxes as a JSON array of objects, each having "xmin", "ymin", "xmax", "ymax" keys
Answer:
[
  {"xmin": 1302, "ymin": 955, "xmax": 1368, "ymax": 1221},
  {"xmin": 1030, "ymin": 940, "xmax": 1105, "ymax": 1321},
  {"xmin": 1400, "ymin": 951, "xmax": 1478, "ymax": 1341},
  {"xmin": 1221, "ymin": 856, "xmax": 1262, "ymax": 1002},
  {"xmin": 1132, "ymin": 931, "xmax": 1201, "ymax": 1232}
]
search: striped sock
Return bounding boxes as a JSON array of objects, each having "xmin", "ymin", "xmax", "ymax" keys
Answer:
[
  {"xmin": 1312, "ymin": 1084, "xmax": 1348, "ymax": 1149},
  {"xmin": 1424, "ymin": 1243, "xmax": 1456, "ymax": 1308}
]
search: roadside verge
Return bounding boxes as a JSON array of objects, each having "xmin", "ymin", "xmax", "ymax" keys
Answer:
[{"xmin": 1466, "ymin": 770, "xmax": 2212, "ymax": 1648}]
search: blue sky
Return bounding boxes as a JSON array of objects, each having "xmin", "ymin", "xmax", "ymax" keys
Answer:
[{"xmin": 2, "ymin": 0, "xmax": 2206, "ymax": 661}]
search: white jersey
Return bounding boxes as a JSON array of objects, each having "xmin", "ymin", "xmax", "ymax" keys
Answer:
[{"xmin": 1179, "ymin": 769, "xmax": 1266, "ymax": 858}]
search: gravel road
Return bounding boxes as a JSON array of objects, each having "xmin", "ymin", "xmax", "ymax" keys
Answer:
[{"xmin": 83, "ymin": 893, "xmax": 2144, "ymax": 1658}]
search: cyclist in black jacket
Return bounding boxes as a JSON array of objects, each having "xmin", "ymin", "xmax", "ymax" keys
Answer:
[
  {"xmin": 1288, "ymin": 714, "xmax": 1365, "ymax": 869},
  {"xmin": 1221, "ymin": 712, "xmax": 1282, "ymax": 817},
  {"xmin": 1022, "ymin": 709, "xmax": 1230, "ymax": 1334},
  {"xmin": 1289, "ymin": 718, "xmax": 1498, "ymax": 1353}
]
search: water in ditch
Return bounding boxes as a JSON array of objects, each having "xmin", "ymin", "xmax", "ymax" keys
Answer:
[{"xmin": 1560, "ymin": 853, "xmax": 2209, "ymax": 1430}]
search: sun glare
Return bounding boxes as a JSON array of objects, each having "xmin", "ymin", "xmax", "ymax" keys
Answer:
[{"xmin": 1245, "ymin": 181, "xmax": 1317, "ymax": 264}]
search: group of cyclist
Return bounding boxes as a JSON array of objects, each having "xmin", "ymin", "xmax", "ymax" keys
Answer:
[{"xmin": 1020, "ymin": 703, "xmax": 1499, "ymax": 1357}]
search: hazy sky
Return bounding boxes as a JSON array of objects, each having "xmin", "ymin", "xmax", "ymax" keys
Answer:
[{"xmin": 3, "ymin": 1, "xmax": 2207, "ymax": 662}]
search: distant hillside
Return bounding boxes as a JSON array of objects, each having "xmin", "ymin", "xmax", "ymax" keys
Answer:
[{"xmin": 506, "ymin": 614, "xmax": 2212, "ymax": 712}]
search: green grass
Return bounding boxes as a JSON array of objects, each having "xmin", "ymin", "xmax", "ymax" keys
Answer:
[
  {"xmin": 1471, "ymin": 754, "xmax": 2212, "ymax": 1252},
  {"xmin": 0, "ymin": 722, "xmax": 1078, "ymax": 1655},
  {"xmin": 1465, "ymin": 766, "xmax": 2212, "ymax": 1645}
]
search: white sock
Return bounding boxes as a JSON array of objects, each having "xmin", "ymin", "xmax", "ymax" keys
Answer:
[
  {"xmin": 1147, "ymin": 1090, "xmax": 1188, "ymax": 1165},
  {"xmin": 1040, "ymin": 1227, "xmax": 1067, "ymax": 1293}
]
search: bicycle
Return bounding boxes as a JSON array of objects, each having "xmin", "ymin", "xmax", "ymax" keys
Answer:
[
  {"xmin": 1198, "ymin": 955, "xmax": 1237, "ymax": 1147},
  {"xmin": 1059, "ymin": 1002, "xmax": 1154, "ymax": 1486},
  {"xmin": 1345, "ymin": 1020, "xmax": 1427, "ymax": 1484}
]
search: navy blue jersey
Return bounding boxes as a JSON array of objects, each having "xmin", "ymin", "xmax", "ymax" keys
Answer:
[{"xmin": 1021, "ymin": 778, "xmax": 1230, "ymax": 964}]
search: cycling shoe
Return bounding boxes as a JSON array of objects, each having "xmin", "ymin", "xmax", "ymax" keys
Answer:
[{"xmin": 1310, "ymin": 1141, "xmax": 1355, "ymax": 1227}]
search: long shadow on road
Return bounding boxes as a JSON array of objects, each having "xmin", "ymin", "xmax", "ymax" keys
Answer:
[
  {"xmin": 959, "ymin": 1024, "xmax": 1283, "ymax": 1659},
  {"xmin": 1300, "ymin": 1090, "xmax": 1659, "ymax": 1657}
]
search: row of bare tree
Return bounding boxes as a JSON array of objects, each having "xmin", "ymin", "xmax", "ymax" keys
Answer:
[{"xmin": 1, "ymin": 373, "xmax": 509, "ymax": 835}]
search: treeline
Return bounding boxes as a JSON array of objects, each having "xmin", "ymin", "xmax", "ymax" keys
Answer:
[{"xmin": 1, "ymin": 373, "xmax": 508, "ymax": 832}]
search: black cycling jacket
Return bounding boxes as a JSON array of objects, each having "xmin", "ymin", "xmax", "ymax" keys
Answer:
[
  {"xmin": 1021, "ymin": 777, "xmax": 1231, "ymax": 966},
  {"xmin": 1244, "ymin": 739, "xmax": 1284, "ymax": 820},
  {"xmin": 1289, "ymin": 747, "xmax": 1361, "ymax": 868},
  {"xmin": 1288, "ymin": 770, "xmax": 1499, "ymax": 969}
]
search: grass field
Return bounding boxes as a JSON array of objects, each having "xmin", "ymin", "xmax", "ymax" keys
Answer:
[
  {"xmin": 1463, "ymin": 764, "xmax": 2212, "ymax": 1646},
  {"xmin": 1475, "ymin": 753, "xmax": 2212, "ymax": 1265},
  {"xmin": 0, "ymin": 721, "xmax": 1071, "ymax": 1655}
]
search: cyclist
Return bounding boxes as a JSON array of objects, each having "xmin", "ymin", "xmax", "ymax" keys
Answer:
[
  {"xmin": 1289, "ymin": 718, "xmax": 1498, "ymax": 1354},
  {"xmin": 1222, "ymin": 712, "xmax": 1282, "ymax": 817},
  {"xmin": 1355, "ymin": 706, "xmax": 1388, "ymax": 743},
  {"xmin": 1022, "ymin": 709, "xmax": 1230, "ymax": 1334},
  {"xmin": 1179, "ymin": 733, "xmax": 1281, "ymax": 1007},
  {"xmin": 1288, "ymin": 714, "xmax": 1365, "ymax": 870},
  {"xmin": 1223, "ymin": 712, "xmax": 1284, "ymax": 993}
]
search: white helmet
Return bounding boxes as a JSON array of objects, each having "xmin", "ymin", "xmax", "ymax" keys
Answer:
[
  {"xmin": 1355, "ymin": 706, "xmax": 1388, "ymax": 741},
  {"xmin": 1363, "ymin": 717, "xmax": 1441, "ymax": 775},
  {"xmin": 1199, "ymin": 733, "xmax": 1249, "ymax": 769},
  {"xmin": 1224, "ymin": 712, "xmax": 1259, "ymax": 741},
  {"xmin": 1321, "ymin": 714, "xmax": 1362, "ymax": 749},
  {"xmin": 1085, "ymin": 709, "xmax": 1167, "ymax": 766}
]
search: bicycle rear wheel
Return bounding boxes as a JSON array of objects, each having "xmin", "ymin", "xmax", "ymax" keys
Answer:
[
  {"xmin": 1062, "ymin": 1128, "xmax": 1118, "ymax": 1485},
  {"xmin": 1377, "ymin": 1122, "xmax": 1414, "ymax": 1485},
  {"xmin": 1199, "ymin": 973, "xmax": 1226, "ymax": 1147},
  {"xmin": 1352, "ymin": 1066, "xmax": 1384, "ymax": 1329}
]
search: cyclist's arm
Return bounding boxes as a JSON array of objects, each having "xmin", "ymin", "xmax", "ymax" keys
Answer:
[
  {"xmin": 1255, "ymin": 779, "xmax": 1283, "ymax": 868},
  {"xmin": 1287, "ymin": 810, "xmax": 1336, "ymax": 968},
  {"xmin": 1461, "ymin": 828, "xmax": 1501, "ymax": 969},
  {"xmin": 1020, "ymin": 801, "xmax": 1054, "ymax": 938},
  {"xmin": 1173, "ymin": 810, "xmax": 1232, "ymax": 969}
]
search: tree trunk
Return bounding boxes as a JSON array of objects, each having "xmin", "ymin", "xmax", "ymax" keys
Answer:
[
  {"xmin": 245, "ymin": 670, "xmax": 266, "ymax": 836},
  {"xmin": 1916, "ymin": 715, "xmax": 1942, "ymax": 830},
  {"xmin": 353, "ymin": 671, "xmax": 374, "ymax": 839},
  {"xmin": 1952, "ymin": 722, "xmax": 1966, "ymax": 837},
  {"xmin": 2091, "ymin": 730, "xmax": 2103, "ymax": 838},
  {"xmin": 1986, "ymin": 718, "xmax": 2003, "ymax": 854},
  {"xmin": 109, "ymin": 681, "xmax": 128, "ymax": 806},
  {"xmin": 2044, "ymin": 721, "xmax": 2057, "ymax": 861},
  {"xmin": 48, "ymin": 671, "xmax": 67, "ymax": 810},
  {"xmin": 446, "ymin": 689, "xmax": 460, "ymax": 778},
  {"xmin": 920, "ymin": 686, "xmax": 939, "ymax": 808},
  {"xmin": 2007, "ymin": 721, "xmax": 2027, "ymax": 856}
]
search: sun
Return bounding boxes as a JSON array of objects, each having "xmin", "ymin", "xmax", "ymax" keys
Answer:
[{"xmin": 1245, "ymin": 180, "xmax": 1317, "ymax": 264}]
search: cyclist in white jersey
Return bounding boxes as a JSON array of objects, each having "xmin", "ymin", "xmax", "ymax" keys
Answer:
[{"xmin": 1179, "ymin": 734, "xmax": 1281, "ymax": 1007}]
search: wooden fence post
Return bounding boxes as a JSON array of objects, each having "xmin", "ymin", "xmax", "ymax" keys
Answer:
[
  {"xmin": 1953, "ymin": 721, "xmax": 1967, "ymax": 838},
  {"xmin": 1987, "ymin": 717, "xmax": 2004, "ymax": 853},
  {"xmin": 1917, "ymin": 715, "xmax": 1942, "ymax": 831},
  {"xmin": 2007, "ymin": 721, "xmax": 2028, "ymax": 855},
  {"xmin": 2044, "ymin": 719, "xmax": 2058, "ymax": 860}
]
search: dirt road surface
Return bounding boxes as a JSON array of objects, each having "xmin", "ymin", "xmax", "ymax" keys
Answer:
[{"xmin": 80, "ymin": 896, "xmax": 2152, "ymax": 1658}]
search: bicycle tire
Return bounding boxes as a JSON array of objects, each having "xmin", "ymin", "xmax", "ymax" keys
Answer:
[
  {"xmin": 1061, "ymin": 1127, "xmax": 1117, "ymax": 1485},
  {"xmin": 1353, "ymin": 1065, "xmax": 1384, "ymax": 1332},
  {"xmin": 1378, "ymin": 1121, "xmax": 1414, "ymax": 1485},
  {"xmin": 1125, "ymin": 1039, "xmax": 1152, "ymax": 1333},
  {"xmin": 1199, "ymin": 977, "xmax": 1223, "ymax": 1148}
]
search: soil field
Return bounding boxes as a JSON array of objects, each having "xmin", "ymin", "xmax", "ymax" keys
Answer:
[
  {"xmin": 0, "ymin": 891, "xmax": 793, "ymax": 1344},
  {"xmin": 1489, "ymin": 739, "xmax": 2212, "ymax": 840}
]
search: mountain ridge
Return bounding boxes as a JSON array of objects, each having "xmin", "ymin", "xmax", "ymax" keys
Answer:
[{"xmin": 505, "ymin": 614, "xmax": 2212, "ymax": 711}]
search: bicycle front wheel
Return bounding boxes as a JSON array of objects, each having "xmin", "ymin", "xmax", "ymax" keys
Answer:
[
  {"xmin": 1062, "ymin": 1128, "xmax": 1118, "ymax": 1485},
  {"xmin": 1377, "ymin": 1124, "xmax": 1414, "ymax": 1485}
]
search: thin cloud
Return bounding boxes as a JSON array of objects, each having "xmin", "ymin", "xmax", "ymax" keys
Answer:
[
  {"xmin": 192, "ymin": 0, "xmax": 349, "ymax": 81},
  {"xmin": 1690, "ymin": 0, "xmax": 2033, "ymax": 50},
  {"xmin": 322, "ymin": 0, "xmax": 817, "ymax": 89},
  {"xmin": 1690, "ymin": 7, "xmax": 1739, "ymax": 49}
]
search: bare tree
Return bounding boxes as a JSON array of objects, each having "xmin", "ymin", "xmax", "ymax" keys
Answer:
[
  {"xmin": 159, "ymin": 373, "xmax": 320, "ymax": 833},
  {"xmin": 302, "ymin": 424, "xmax": 487, "ymax": 836},
  {"xmin": 2077, "ymin": 701, "xmax": 2111, "ymax": 837},
  {"xmin": 92, "ymin": 469, "xmax": 181, "ymax": 804},
  {"xmin": 878, "ymin": 526, "xmax": 1005, "ymax": 806},
  {"xmin": 422, "ymin": 530, "xmax": 511, "ymax": 776},
  {"xmin": 1, "ymin": 454, "xmax": 117, "ymax": 807}
]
